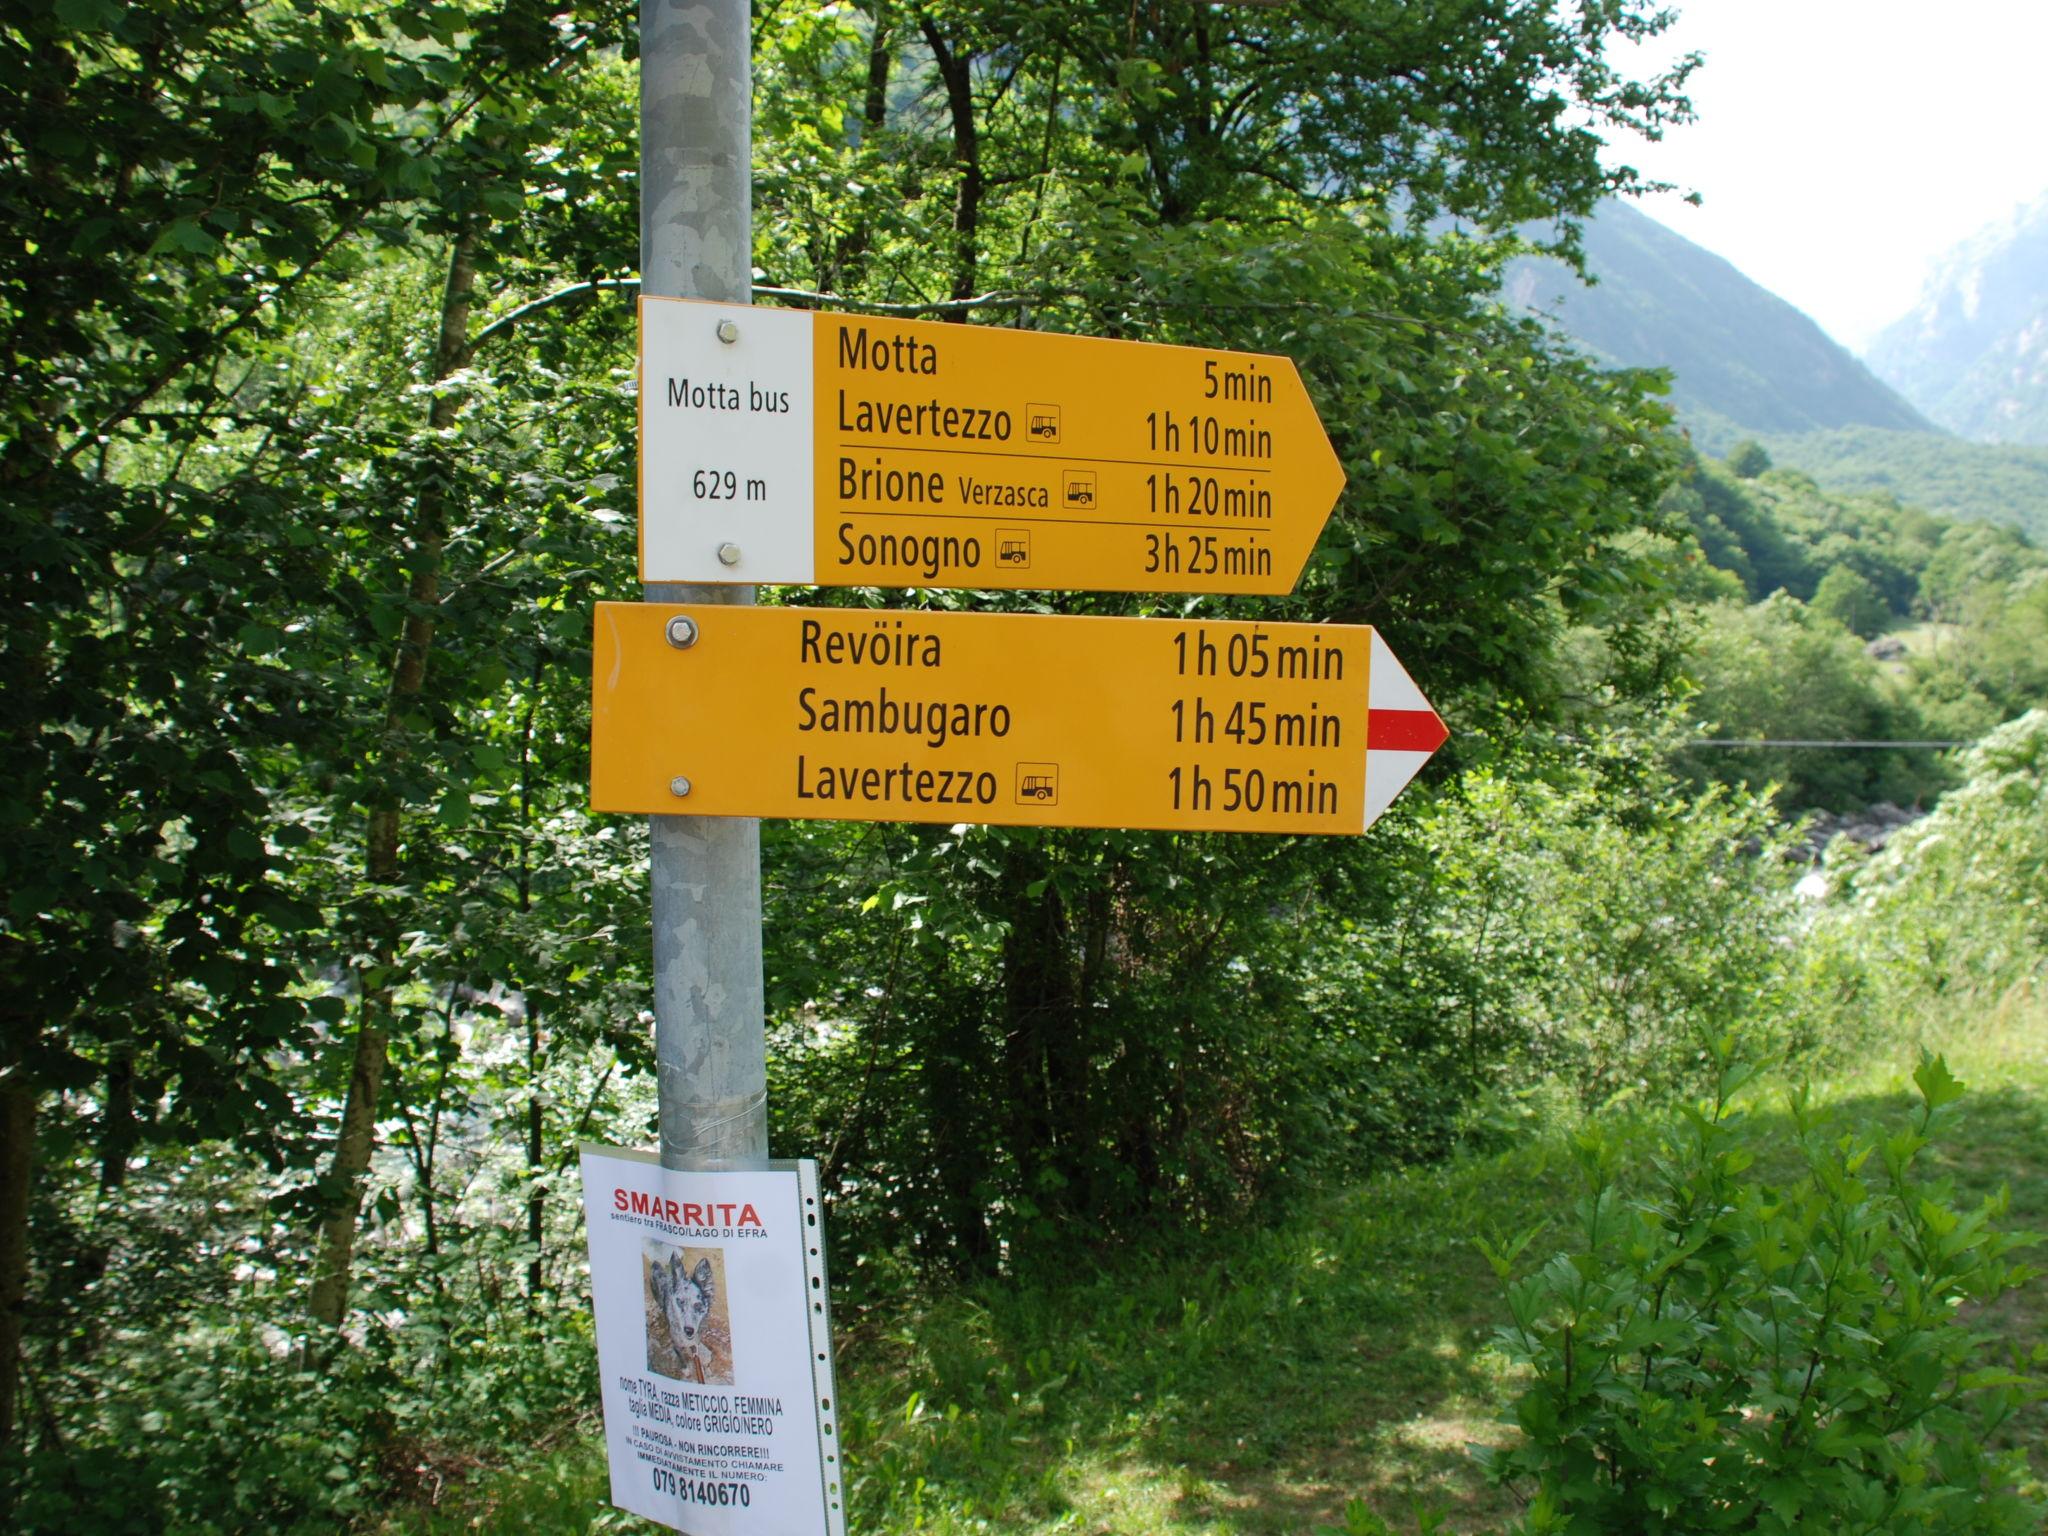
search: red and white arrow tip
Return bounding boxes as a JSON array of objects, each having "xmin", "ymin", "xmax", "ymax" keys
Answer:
[{"xmin": 1364, "ymin": 631, "xmax": 1449, "ymax": 829}]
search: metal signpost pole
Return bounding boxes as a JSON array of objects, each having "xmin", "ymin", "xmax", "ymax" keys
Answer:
[{"xmin": 640, "ymin": 0, "xmax": 768, "ymax": 1172}]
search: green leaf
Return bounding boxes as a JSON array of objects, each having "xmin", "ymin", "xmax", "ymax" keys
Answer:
[
  {"xmin": 1913, "ymin": 1052, "xmax": 1967, "ymax": 1110},
  {"xmin": 54, "ymin": 0, "xmax": 122, "ymax": 30},
  {"xmin": 147, "ymin": 217, "xmax": 220, "ymax": 258}
]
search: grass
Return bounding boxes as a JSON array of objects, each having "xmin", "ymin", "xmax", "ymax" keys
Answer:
[
  {"xmin": 1883, "ymin": 620, "xmax": 1966, "ymax": 663},
  {"xmin": 382, "ymin": 1000, "xmax": 2048, "ymax": 1535}
]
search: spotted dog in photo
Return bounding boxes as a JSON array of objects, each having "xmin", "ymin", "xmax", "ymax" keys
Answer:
[{"xmin": 642, "ymin": 1243, "xmax": 735, "ymax": 1384}]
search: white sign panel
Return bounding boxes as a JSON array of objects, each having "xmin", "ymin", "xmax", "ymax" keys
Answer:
[
  {"xmin": 639, "ymin": 297, "xmax": 816, "ymax": 584},
  {"xmin": 579, "ymin": 1147, "xmax": 845, "ymax": 1536}
]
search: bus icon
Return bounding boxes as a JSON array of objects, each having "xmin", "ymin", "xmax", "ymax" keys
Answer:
[
  {"xmin": 1026, "ymin": 403, "xmax": 1061, "ymax": 444},
  {"xmin": 1014, "ymin": 764, "xmax": 1059, "ymax": 806},
  {"xmin": 996, "ymin": 528, "xmax": 1031, "ymax": 567},
  {"xmin": 1062, "ymin": 471, "xmax": 1096, "ymax": 509}
]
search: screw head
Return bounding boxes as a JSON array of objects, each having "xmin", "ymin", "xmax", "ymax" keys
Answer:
[
  {"xmin": 716, "ymin": 542, "xmax": 742, "ymax": 567},
  {"xmin": 665, "ymin": 614, "xmax": 699, "ymax": 648},
  {"xmin": 669, "ymin": 776, "xmax": 693, "ymax": 798},
  {"xmin": 715, "ymin": 318, "xmax": 740, "ymax": 344}
]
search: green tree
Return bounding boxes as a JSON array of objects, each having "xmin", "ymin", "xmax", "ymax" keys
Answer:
[
  {"xmin": 0, "ymin": 0, "xmax": 649, "ymax": 1449},
  {"xmin": 1683, "ymin": 595, "xmax": 1939, "ymax": 810},
  {"xmin": 1725, "ymin": 438, "xmax": 1772, "ymax": 477},
  {"xmin": 746, "ymin": 0, "xmax": 1699, "ymax": 1264},
  {"xmin": 1906, "ymin": 572, "xmax": 2048, "ymax": 733},
  {"xmin": 1811, "ymin": 564, "xmax": 1892, "ymax": 637},
  {"xmin": 1666, "ymin": 454, "xmax": 1814, "ymax": 598},
  {"xmin": 1920, "ymin": 520, "xmax": 2041, "ymax": 620},
  {"xmin": 0, "ymin": 0, "xmax": 492, "ymax": 1436}
]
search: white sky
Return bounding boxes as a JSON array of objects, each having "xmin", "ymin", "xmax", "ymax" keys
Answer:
[{"xmin": 1608, "ymin": 0, "xmax": 2048, "ymax": 353}]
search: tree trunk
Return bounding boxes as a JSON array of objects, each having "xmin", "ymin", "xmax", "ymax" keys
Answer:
[
  {"xmin": 0, "ymin": 1078, "xmax": 34, "ymax": 1449},
  {"xmin": 825, "ymin": 2, "xmax": 896, "ymax": 288},
  {"xmin": 97, "ymin": 1053, "xmax": 135, "ymax": 1193},
  {"xmin": 64, "ymin": 1052, "xmax": 138, "ymax": 1314},
  {"xmin": 518, "ymin": 694, "xmax": 545, "ymax": 1305},
  {"xmin": 921, "ymin": 949, "xmax": 991, "ymax": 1268},
  {"xmin": 304, "ymin": 226, "xmax": 478, "ymax": 1350},
  {"xmin": 1000, "ymin": 843, "xmax": 1074, "ymax": 1219},
  {"xmin": 1063, "ymin": 878, "xmax": 1112, "ymax": 1206},
  {"xmin": 526, "ymin": 1003, "xmax": 544, "ymax": 1303},
  {"xmin": 862, "ymin": 2, "xmax": 893, "ymax": 131},
  {"xmin": 919, "ymin": 13, "xmax": 982, "ymax": 309},
  {"xmin": 305, "ymin": 1007, "xmax": 389, "ymax": 1335}
]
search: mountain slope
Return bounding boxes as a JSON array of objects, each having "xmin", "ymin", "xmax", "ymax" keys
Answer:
[
  {"xmin": 1505, "ymin": 200, "xmax": 1938, "ymax": 453},
  {"xmin": 1864, "ymin": 192, "xmax": 2048, "ymax": 445},
  {"xmin": 1755, "ymin": 427, "xmax": 2048, "ymax": 543}
]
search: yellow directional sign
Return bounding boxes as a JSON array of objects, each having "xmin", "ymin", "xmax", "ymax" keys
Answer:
[
  {"xmin": 591, "ymin": 603, "xmax": 1447, "ymax": 835},
  {"xmin": 638, "ymin": 298, "xmax": 1346, "ymax": 595}
]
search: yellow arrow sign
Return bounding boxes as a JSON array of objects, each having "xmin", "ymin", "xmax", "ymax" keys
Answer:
[
  {"xmin": 591, "ymin": 603, "xmax": 1446, "ymax": 835},
  {"xmin": 639, "ymin": 298, "xmax": 1346, "ymax": 595}
]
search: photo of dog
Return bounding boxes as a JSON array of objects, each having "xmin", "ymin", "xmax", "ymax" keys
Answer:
[{"xmin": 642, "ymin": 1243, "xmax": 734, "ymax": 1384}]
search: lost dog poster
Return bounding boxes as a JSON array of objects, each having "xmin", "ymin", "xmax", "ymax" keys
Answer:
[{"xmin": 579, "ymin": 1148, "xmax": 844, "ymax": 1535}]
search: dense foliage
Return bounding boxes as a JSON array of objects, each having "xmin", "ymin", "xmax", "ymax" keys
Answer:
[
  {"xmin": 1648, "ymin": 448, "xmax": 2048, "ymax": 809},
  {"xmin": 0, "ymin": 0, "xmax": 1707, "ymax": 1515},
  {"xmin": 1484, "ymin": 1050, "xmax": 2043, "ymax": 1535},
  {"xmin": 1454, "ymin": 721, "xmax": 2048, "ymax": 1536},
  {"xmin": 1792, "ymin": 711, "xmax": 2048, "ymax": 1051},
  {"xmin": 1761, "ymin": 427, "xmax": 2048, "ymax": 543}
]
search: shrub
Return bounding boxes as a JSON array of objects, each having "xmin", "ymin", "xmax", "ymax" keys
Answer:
[
  {"xmin": 4, "ymin": 1292, "xmax": 598, "ymax": 1534},
  {"xmin": 1725, "ymin": 441, "xmax": 1773, "ymax": 479},
  {"xmin": 1396, "ymin": 759, "xmax": 1798, "ymax": 1112},
  {"xmin": 1682, "ymin": 593, "xmax": 1945, "ymax": 810},
  {"xmin": 1478, "ymin": 1045, "xmax": 2044, "ymax": 1534},
  {"xmin": 1810, "ymin": 566, "xmax": 1891, "ymax": 639},
  {"xmin": 1793, "ymin": 709, "xmax": 2048, "ymax": 1050}
]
